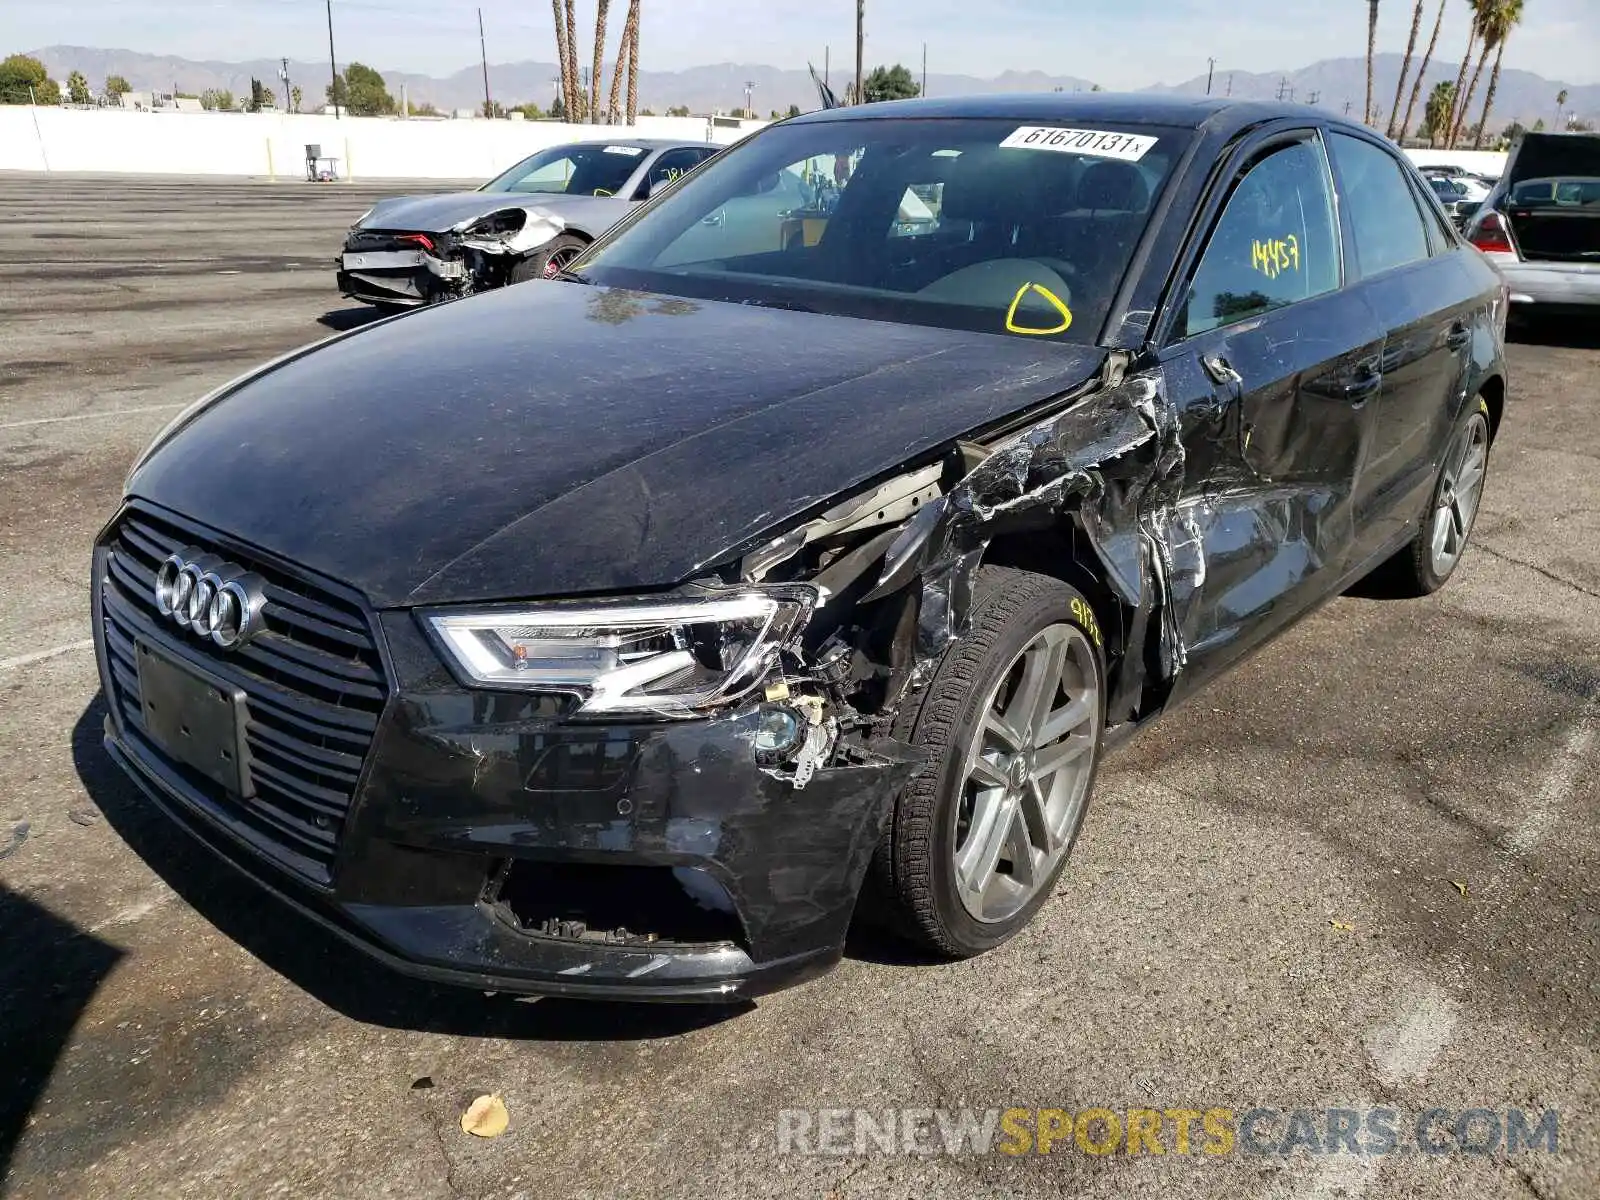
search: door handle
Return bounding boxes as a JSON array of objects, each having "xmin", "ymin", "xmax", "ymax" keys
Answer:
[
  {"xmin": 1446, "ymin": 322, "xmax": 1471, "ymax": 351},
  {"xmin": 702, "ymin": 209, "xmax": 726, "ymax": 227},
  {"xmin": 1201, "ymin": 352, "xmax": 1242, "ymax": 387},
  {"xmin": 1343, "ymin": 365, "xmax": 1383, "ymax": 404}
]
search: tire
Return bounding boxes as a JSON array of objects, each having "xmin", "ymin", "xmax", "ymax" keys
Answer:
[
  {"xmin": 1379, "ymin": 396, "xmax": 1493, "ymax": 597},
  {"xmin": 511, "ymin": 233, "xmax": 588, "ymax": 283},
  {"xmin": 869, "ymin": 566, "xmax": 1107, "ymax": 958}
]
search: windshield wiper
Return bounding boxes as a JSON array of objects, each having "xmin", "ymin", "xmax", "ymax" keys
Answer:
[{"xmin": 551, "ymin": 268, "xmax": 593, "ymax": 285}]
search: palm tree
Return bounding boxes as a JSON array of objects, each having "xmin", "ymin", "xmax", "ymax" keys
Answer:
[
  {"xmin": 1399, "ymin": 0, "xmax": 1449, "ymax": 140},
  {"xmin": 551, "ymin": 0, "xmax": 573, "ymax": 120},
  {"xmin": 1450, "ymin": 0, "xmax": 1500, "ymax": 146},
  {"xmin": 1387, "ymin": 0, "xmax": 1427, "ymax": 137},
  {"xmin": 590, "ymin": 0, "xmax": 610, "ymax": 124},
  {"xmin": 606, "ymin": 16, "xmax": 629, "ymax": 124},
  {"xmin": 563, "ymin": 0, "xmax": 580, "ymax": 117},
  {"xmin": 624, "ymin": 0, "xmax": 641, "ymax": 125},
  {"xmin": 1423, "ymin": 79, "xmax": 1457, "ymax": 145},
  {"xmin": 1473, "ymin": 0, "xmax": 1523, "ymax": 148},
  {"xmin": 1555, "ymin": 87, "xmax": 1569, "ymax": 130},
  {"xmin": 1364, "ymin": 0, "xmax": 1380, "ymax": 125},
  {"xmin": 1445, "ymin": 0, "xmax": 1485, "ymax": 147}
]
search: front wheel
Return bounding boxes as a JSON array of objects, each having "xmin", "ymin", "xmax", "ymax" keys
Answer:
[
  {"xmin": 870, "ymin": 567, "xmax": 1106, "ymax": 958},
  {"xmin": 510, "ymin": 234, "xmax": 588, "ymax": 283}
]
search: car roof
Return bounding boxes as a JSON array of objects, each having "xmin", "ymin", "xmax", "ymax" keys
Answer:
[
  {"xmin": 787, "ymin": 92, "xmax": 1379, "ymax": 140},
  {"xmin": 556, "ymin": 138, "xmax": 704, "ymax": 151}
]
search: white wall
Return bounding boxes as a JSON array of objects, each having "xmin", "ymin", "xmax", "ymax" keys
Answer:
[
  {"xmin": 1402, "ymin": 148, "xmax": 1509, "ymax": 177},
  {"xmin": 0, "ymin": 107, "xmax": 763, "ymax": 179}
]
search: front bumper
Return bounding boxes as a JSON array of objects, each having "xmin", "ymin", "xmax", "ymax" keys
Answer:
[{"xmin": 93, "ymin": 538, "xmax": 913, "ymax": 1001}]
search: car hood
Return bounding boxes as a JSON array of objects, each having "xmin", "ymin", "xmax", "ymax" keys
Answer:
[
  {"xmin": 128, "ymin": 283, "xmax": 1106, "ymax": 607},
  {"xmin": 359, "ymin": 190, "xmax": 613, "ymax": 234}
]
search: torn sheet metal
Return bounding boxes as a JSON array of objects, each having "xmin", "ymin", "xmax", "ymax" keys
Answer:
[{"xmin": 859, "ymin": 363, "xmax": 1194, "ymax": 707}]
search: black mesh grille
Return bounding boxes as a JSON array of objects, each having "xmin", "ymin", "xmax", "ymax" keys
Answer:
[{"xmin": 98, "ymin": 507, "xmax": 388, "ymax": 885}]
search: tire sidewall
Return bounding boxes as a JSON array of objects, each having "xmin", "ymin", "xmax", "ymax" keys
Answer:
[
  {"xmin": 1418, "ymin": 398, "xmax": 1492, "ymax": 591},
  {"xmin": 914, "ymin": 579, "xmax": 1108, "ymax": 954}
]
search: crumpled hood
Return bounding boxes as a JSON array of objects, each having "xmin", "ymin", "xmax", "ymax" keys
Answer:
[
  {"xmin": 358, "ymin": 190, "xmax": 611, "ymax": 234},
  {"xmin": 128, "ymin": 282, "xmax": 1105, "ymax": 607}
]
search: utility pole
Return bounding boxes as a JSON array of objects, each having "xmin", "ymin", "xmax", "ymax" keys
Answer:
[
  {"xmin": 326, "ymin": 0, "xmax": 339, "ymax": 117},
  {"xmin": 854, "ymin": 0, "xmax": 864, "ymax": 106},
  {"xmin": 478, "ymin": 7, "xmax": 492, "ymax": 117},
  {"xmin": 279, "ymin": 57, "xmax": 291, "ymax": 112},
  {"xmin": 1206, "ymin": 57, "xmax": 1215, "ymax": 95},
  {"xmin": 743, "ymin": 80, "xmax": 755, "ymax": 118},
  {"xmin": 1226, "ymin": 72, "xmax": 1233, "ymax": 97},
  {"xmin": 922, "ymin": 42, "xmax": 927, "ymax": 98},
  {"xmin": 824, "ymin": 46, "xmax": 829, "ymax": 91},
  {"xmin": 1344, "ymin": 99, "xmax": 1353, "ymax": 116}
]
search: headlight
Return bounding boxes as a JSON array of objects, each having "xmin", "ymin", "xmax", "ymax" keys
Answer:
[{"xmin": 424, "ymin": 587, "xmax": 817, "ymax": 716}]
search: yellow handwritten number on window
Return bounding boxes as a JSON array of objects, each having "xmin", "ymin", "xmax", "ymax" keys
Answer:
[
  {"xmin": 1250, "ymin": 234, "xmax": 1300, "ymax": 279},
  {"xmin": 1006, "ymin": 282, "xmax": 1074, "ymax": 336}
]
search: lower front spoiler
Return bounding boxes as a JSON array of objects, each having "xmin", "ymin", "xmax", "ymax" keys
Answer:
[
  {"xmin": 103, "ymin": 721, "xmax": 842, "ymax": 1003},
  {"xmin": 335, "ymin": 269, "xmax": 427, "ymax": 309}
]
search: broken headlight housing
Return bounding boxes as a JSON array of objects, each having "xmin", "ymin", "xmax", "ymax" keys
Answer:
[{"xmin": 424, "ymin": 587, "xmax": 818, "ymax": 717}]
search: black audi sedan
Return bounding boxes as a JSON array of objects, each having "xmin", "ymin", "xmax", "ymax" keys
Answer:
[{"xmin": 93, "ymin": 95, "xmax": 1507, "ymax": 1002}]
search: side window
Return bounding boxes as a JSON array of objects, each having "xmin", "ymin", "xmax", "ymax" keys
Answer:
[
  {"xmin": 637, "ymin": 148, "xmax": 714, "ymax": 199},
  {"xmin": 1181, "ymin": 138, "xmax": 1341, "ymax": 338},
  {"xmin": 1327, "ymin": 133, "xmax": 1432, "ymax": 277}
]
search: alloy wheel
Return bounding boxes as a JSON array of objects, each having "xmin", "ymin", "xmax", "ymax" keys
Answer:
[
  {"xmin": 951, "ymin": 622, "xmax": 1101, "ymax": 923},
  {"xmin": 1430, "ymin": 411, "xmax": 1490, "ymax": 578},
  {"xmin": 542, "ymin": 246, "xmax": 583, "ymax": 278}
]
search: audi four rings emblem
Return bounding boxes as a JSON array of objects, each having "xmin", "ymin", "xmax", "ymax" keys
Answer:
[{"xmin": 154, "ymin": 550, "xmax": 268, "ymax": 649}]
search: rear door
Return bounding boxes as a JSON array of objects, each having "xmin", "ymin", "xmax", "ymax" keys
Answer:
[
  {"xmin": 1325, "ymin": 131, "xmax": 1481, "ymax": 558},
  {"xmin": 1155, "ymin": 129, "xmax": 1385, "ymax": 691}
]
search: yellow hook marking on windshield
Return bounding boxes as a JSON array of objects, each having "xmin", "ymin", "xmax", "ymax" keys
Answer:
[{"xmin": 1006, "ymin": 282, "xmax": 1073, "ymax": 336}]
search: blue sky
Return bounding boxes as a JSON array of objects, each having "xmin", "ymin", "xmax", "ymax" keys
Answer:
[{"xmin": 5, "ymin": 0, "xmax": 1596, "ymax": 86}]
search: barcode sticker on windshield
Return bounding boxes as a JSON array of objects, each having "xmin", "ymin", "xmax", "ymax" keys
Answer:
[
  {"xmin": 1001, "ymin": 127, "xmax": 1158, "ymax": 162},
  {"xmin": 603, "ymin": 145, "xmax": 645, "ymax": 156}
]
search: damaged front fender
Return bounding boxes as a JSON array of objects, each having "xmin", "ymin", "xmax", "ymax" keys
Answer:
[{"xmin": 740, "ymin": 357, "xmax": 1197, "ymax": 750}]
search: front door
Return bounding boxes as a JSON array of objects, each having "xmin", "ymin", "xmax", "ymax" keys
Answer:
[{"xmin": 1156, "ymin": 131, "xmax": 1384, "ymax": 694}]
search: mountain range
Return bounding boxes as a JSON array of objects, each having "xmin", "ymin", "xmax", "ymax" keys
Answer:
[{"xmin": 26, "ymin": 45, "xmax": 1597, "ymax": 131}]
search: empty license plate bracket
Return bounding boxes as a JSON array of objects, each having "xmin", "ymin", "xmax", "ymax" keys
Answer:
[{"xmin": 135, "ymin": 639, "xmax": 254, "ymax": 798}]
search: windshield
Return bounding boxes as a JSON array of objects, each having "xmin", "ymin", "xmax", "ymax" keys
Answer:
[
  {"xmin": 482, "ymin": 143, "xmax": 648, "ymax": 197},
  {"xmin": 573, "ymin": 117, "xmax": 1190, "ymax": 342}
]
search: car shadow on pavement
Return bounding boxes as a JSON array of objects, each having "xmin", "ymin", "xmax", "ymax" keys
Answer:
[
  {"xmin": 316, "ymin": 306, "xmax": 395, "ymax": 333},
  {"xmin": 69, "ymin": 697, "xmax": 750, "ymax": 1042},
  {"xmin": 0, "ymin": 887, "xmax": 124, "ymax": 1181},
  {"xmin": 1508, "ymin": 315, "xmax": 1600, "ymax": 351}
]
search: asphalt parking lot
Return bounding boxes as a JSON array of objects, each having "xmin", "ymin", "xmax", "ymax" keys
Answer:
[{"xmin": 2, "ymin": 172, "xmax": 1598, "ymax": 1200}]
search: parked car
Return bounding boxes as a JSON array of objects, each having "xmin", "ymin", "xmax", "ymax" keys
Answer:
[
  {"xmin": 1417, "ymin": 164, "xmax": 1495, "ymax": 204},
  {"xmin": 1463, "ymin": 131, "xmax": 1600, "ymax": 317},
  {"xmin": 1427, "ymin": 175, "xmax": 1479, "ymax": 229},
  {"xmin": 336, "ymin": 139, "xmax": 722, "ymax": 308},
  {"xmin": 97, "ymin": 95, "xmax": 1507, "ymax": 1002}
]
